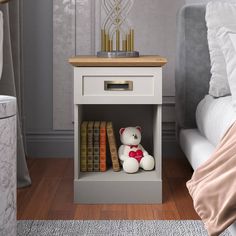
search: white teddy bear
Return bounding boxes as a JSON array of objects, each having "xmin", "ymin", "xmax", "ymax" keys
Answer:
[{"xmin": 118, "ymin": 126, "xmax": 155, "ymax": 173}]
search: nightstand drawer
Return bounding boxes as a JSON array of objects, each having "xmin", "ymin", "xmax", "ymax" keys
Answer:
[
  {"xmin": 74, "ymin": 67, "xmax": 162, "ymax": 104},
  {"xmin": 83, "ymin": 76, "xmax": 154, "ymax": 96}
]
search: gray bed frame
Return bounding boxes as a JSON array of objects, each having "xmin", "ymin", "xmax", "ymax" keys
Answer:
[
  {"xmin": 176, "ymin": 4, "xmax": 211, "ymax": 129},
  {"xmin": 175, "ymin": 4, "xmax": 236, "ymax": 235}
]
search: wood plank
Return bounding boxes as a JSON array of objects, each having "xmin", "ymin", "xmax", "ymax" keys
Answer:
[
  {"xmin": 17, "ymin": 178, "xmax": 41, "ymax": 219},
  {"xmin": 99, "ymin": 205, "xmax": 127, "ymax": 220},
  {"xmin": 163, "ymin": 158, "xmax": 193, "ymax": 179},
  {"xmin": 127, "ymin": 205, "xmax": 154, "ymax": 220},
  {"xmin": 69, "ymin": 55, "xmax": 167, "ymax": 67},
  {"xmin": 62, "ymin": 159, "xmax": 74, "ymax": 178},
  {"xmin": 28, "ymin": 158, "xmax": 69, "ymax": 181},
  {"xmin": 20, "ymin": 178, "xmax": 61, "ymax": 220},
  {"xmin": 152, "ymin": 209, "xmax": 180, "ymax": 220},
  {"xmin": 74, "ymin": 205, "xmax": 101, "ymax": 220},
  {"xmin": 47, "ymin": 178, "xmax": 75, "ymax": 220},
  {"xmin": 168, "ymin": 177, "xmax": 200, "ymax": 220}
]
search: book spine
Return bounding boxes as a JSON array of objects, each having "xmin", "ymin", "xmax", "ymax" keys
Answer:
[
  {"xmin": 80, "ymin": 121, "xmax": 88, "ymax": 172},
  {"xmin": 87, "ymin": 121, "xmax": 94, "ymax": 172},
  {"xmin": 100, "ymin": 122, "xmax": 107, "ymax": 172},
  {"xmin": 93, "ymin": 121, "xmax": 100, "ymax": 172},
  {"xmin": 107, "ymin": 122, "xmax": 120, "ymax": 172}
]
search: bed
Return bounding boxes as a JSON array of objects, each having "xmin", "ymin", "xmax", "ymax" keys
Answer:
[{"xmin": 175, "ymin": 4, "xmax": 236, "ymax": 235}]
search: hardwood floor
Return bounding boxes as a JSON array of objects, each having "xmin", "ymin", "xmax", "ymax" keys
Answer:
[{"xmin": 17, "ymin": 157, "xmax": 200, "ymax": 220}]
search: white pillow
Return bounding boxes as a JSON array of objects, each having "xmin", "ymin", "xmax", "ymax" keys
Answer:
[
  {"xmin": 217, "ymin": 26, "xmax": 236, "ymax": 109},
  {"xmin": 206, "ymin": 2, "xmax": 236, "ymax": 97}
]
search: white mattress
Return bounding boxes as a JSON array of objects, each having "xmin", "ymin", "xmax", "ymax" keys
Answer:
[
  {"xmin": 196, "ymin": 95, "xmax": 236, "ymax": 146},
  {"xmin": 179, "ymin": 129, "xmax": 215, "ymax": 170}
]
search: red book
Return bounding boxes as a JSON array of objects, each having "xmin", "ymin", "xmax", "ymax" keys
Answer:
[{"xmin": 100, "ymin": 121, "xmax": 107, "ymax": 172}]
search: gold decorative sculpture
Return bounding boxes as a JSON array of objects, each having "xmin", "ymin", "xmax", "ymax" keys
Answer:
[{"xmin": 97, "ymin": 0, "xmax": 139, "ymax": 58}]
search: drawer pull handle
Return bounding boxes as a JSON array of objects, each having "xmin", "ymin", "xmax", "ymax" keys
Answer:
[{"xmin": 104, "ymin": 81, "xmax": 133, "ymax": 91}]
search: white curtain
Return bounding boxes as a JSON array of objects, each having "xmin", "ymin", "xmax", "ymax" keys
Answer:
[{"xmin": 0, "ymin": 1, "xmax": 31, "ymax": 188}]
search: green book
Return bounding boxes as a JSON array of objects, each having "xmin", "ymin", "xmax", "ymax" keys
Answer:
[
  {"xmin": 87, "ymin": 121, "xmax": 94, "ymax": 172},
  {"xmin": 80, "ymin": 121, "xmax": 88, "ymax": 172},
  {"xmin": 93, "ymin": 121, "xmax": 100, "ymax": 172}
]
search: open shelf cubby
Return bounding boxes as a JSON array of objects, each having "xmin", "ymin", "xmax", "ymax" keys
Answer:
[{"xmin": 74, "ymin": 105, "xmax": 162, "ymax": 204}]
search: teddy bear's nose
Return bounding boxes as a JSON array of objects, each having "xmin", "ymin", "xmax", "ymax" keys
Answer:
[{"xmin": 133, "ymin": 134, "xmax": 138, "ymax": 139}]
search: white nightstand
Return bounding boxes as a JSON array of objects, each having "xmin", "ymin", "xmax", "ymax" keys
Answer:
[{"xmin": 69, "ymin": 55, "xmax": 167, "ymax": 204}]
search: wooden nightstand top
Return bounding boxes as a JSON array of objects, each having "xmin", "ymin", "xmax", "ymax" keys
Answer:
[{"xmin": 69, "ymin": 55, "xmax": 167, "ymax": 67}]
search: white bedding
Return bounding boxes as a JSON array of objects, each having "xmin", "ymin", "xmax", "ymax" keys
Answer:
[
  {"xmin": 196, "ymin": 95, "xmax": 236, "ymax": 146},
  {"xmin": 179, "ymin": 129, "xmax": 215, "ymax": 170}
]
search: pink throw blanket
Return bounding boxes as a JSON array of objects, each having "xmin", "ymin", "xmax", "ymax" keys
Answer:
[{"xmin": 187, "ymin": 121, "xmax": 236, "ymax": 236}]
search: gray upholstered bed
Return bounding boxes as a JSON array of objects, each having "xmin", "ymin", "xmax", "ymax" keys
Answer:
[{"xmin": 175, "ymin": 4, "xmax": 236, "ymax": 235}]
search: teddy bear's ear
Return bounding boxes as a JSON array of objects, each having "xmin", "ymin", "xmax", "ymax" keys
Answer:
[
  {"xmin": 136, "ymin": 126, "xmax": 142, "ymax": 132},
  {"xmin": 119, "ymin": 128, "xmax": 125, "ymax": 135}
]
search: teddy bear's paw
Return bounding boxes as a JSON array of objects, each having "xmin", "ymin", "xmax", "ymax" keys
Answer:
[
  {"xmin": 140, "ymin": 155, "xmax": 155, "ymax": 171},
  {"xmin": 123, "ymin": 158, "xmax": 139, "ymax": 173},
  {"xmin": 119, "ymin": 154, "xmax": 128, "ymax": 162}
]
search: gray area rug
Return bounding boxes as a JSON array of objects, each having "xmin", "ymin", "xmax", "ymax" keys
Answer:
[{"xmin": 17, "ymin": 220, "xmax": 231, "ymax": 236}]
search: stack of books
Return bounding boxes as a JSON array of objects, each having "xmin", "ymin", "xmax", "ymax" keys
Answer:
[{"xmin": 80, "ymin": 121, "xmax": 120, "ymax": 172}]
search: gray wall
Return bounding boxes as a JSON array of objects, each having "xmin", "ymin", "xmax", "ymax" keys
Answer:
[
  {"xmin": 23, "ymin": 0, "xmax": 52, "ymax": 133},
  {"xmin": 53, "ymin": 0, "xmax": 185, "ymax": 130},
  {"xmin": 22, "ymin": 0, "xmax": 73, "ymax": 157},
  {"xmin": 22, "ymin": 0, "xmax": 192, "ymax": 157}
]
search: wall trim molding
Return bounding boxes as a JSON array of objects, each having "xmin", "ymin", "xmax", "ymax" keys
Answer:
[
  {"xmin": 163, "ymin": 96, "xmax": 175, "ymax": 105},
  {"xmin": 26, "ymin": 121, "xmax": 178, "ymax": 158},
  {"xmin": 26, "ymin": 131, "xmax": 74, "ymax": 158},
  {"xmin": 27, "ymin": 100, "xmax": 177, "ymax": 157}
]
